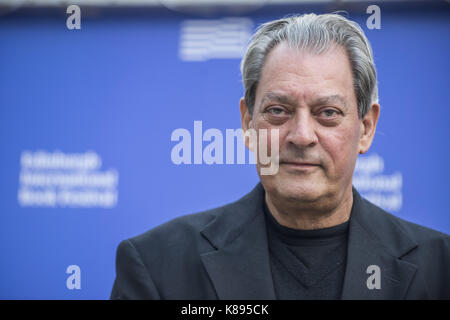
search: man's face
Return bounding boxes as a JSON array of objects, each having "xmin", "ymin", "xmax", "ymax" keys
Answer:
[{"xmin": 242, "ymin": 42, "xmax": 372, "ymax": 211}]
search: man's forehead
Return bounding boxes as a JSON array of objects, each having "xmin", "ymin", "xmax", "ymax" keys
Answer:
[
  {"xmin": 262, "ymin": 41, "xmax": 350, "ymax": 72},
  {"xmin": 255, "ymin": 43, "xmax": 355, "ymax": 111}
]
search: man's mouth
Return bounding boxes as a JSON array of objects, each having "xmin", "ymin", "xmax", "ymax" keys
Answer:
[{"xmin": 280, "ymin": 161, "xmax": 321, "ymax": 170}]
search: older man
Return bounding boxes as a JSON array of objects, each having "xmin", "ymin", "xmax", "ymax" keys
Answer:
[{"xmin": 111, "ymin": 13, "xmax": 449, "ymax": 300}]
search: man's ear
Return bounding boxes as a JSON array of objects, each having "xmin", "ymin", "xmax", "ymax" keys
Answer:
[
  {"xmin": 359, "ymin": 102, "xmax": 380, "ymax": 154},
  {"xmin": 240, "ymin": 98, "xmax": 254, "ymax": 150}
]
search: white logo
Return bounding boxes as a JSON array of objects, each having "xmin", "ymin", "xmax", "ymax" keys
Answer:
[
  {"xmin": 353, "ymin": 153, "xmax": 403, "ymax": 212},
  {"xmin": 179, "ymin": 17, "xmax": 253, "ymax": 61},
  {"xmin": 18, "ymin": 150, "xmax": 119, "ymax": 208}
]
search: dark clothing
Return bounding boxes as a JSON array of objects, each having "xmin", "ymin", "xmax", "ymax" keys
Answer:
[
  {"xmin": 111, "ymin": 184, "xmax": 450, "ymax": 299},
  {"xmin": 264, "ymin": 202, "xmax": 348, "ymax": 299}
]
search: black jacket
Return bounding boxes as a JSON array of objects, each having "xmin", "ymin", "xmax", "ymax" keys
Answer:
[{"xmin": 111, "ymin": 184, "xmax": 450, "ymax": 299}]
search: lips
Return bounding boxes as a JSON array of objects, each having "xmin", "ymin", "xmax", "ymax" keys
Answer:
[
  {"xmin": 281, "ymin": 161, "xmax": 319, "ymax": 166},
  {"xmin": 279, "ymin": 161, "xmax": 321, "ymax": 171}
]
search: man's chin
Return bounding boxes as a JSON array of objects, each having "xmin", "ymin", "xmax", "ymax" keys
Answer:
[
  {"xmin": 263, "ymin": 178, "xmax": 326, "ymax": 203},
  {"xmin": 282, "ymin": 187, "xmax": 323, "ymax": 203}
]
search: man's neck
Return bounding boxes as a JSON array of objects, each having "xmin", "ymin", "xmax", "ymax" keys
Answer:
[{"xmin": 264, "ymin": 187, "xmax": 353, "ymax": 230}]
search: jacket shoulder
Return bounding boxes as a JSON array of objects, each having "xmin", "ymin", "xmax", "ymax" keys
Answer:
[
  {"xmin": 127, "ymin": 194, "xmax": 251, "ymax": 256},
  {"xmin": 362, "ymin": 197, "xmax": 449, "ymax": 248},
  {"xmin": 114, "ymin": 204, "xmax": 234, "ymax": 299},
  {"xmin": 129, "ymin": 207, "xmax": 219, "ymax": 250}
]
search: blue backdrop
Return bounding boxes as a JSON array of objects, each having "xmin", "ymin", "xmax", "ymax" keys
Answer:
[{"xmin": 0, "ymin": 2, "xmax": 449, "ymax": 299}]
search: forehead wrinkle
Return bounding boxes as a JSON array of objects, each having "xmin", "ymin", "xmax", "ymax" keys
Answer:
[{"xmin": 259, "ymin": 91, "xmax": 349, "ymax": 112}]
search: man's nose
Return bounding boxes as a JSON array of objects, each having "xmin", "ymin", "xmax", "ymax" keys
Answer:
[{"xmin": 286, "ymin": 110, "xmax": 319, "ymax": 148}]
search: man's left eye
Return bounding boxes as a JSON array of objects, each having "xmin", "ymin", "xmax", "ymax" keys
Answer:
[
  {"xmin": 321, "ymin": 109, "xmax": 339, "ymax": 117},
  {"xmin": 267, "ymin": 107, "xmax": 286, "ymax": 115}
]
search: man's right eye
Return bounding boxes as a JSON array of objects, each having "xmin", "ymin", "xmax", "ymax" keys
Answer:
[
  {"xmin": 263, "ymin": 106, "xmax": 290, "ymax": 124},
  {"xmin": 265, "ymin": 107, "xmax": 286, "ymax": 116}
]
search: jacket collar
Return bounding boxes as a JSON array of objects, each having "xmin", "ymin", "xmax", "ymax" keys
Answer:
[
  {"xmin": 200, "ymin": 183, "xmax": 275, "ymax": 299},
  {"xmin": 341, "ymin": 187, "xmax": 419, "ymax": 299},
  {"xmin": 200, "ymin": 183, "xmax": 419, "ymax": 300}
]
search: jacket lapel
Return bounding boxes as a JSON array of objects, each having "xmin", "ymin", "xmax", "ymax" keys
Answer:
[
  {"xmin": 341, "ymin": 188, "xmax": 419, "ymax": 299},
  {"xmin": 200, "ymin": 184, "xmax": 276, "ymax": 299}
]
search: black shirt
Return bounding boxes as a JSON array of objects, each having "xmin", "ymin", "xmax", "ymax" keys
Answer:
[{"xmin": 264, "ymin": 202, "xmax": 349, "ymax": 300}]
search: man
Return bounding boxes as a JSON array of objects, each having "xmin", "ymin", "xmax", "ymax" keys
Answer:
[{"xmin": 111, "ymin": 13, "xmax": 449, "ymax": 299}]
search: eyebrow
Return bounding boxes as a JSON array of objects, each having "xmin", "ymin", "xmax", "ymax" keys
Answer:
[
  {"xmin": 259, "ymin": 92, "xmax": 349, "ymax": 111},
  {"xmin": 259, "ymin": 92, "xmax": 296, "ymax": 109},
  {"xmin": 313, "ymin": 94, "xmax": 348, "ymax": 108}
]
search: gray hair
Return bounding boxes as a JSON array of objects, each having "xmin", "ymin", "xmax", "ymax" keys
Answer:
[{"xmin": 240, "ymin": 13, "xmax": 378, "ymax": 119}]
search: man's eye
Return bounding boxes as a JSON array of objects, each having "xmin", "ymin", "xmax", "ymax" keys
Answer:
[
  {"xmin": 263, "ymin": 106, "xmax": 290, "ymax": 124},
  {"xmin": 321, "ymin": 109, "xmax": 340, "ymax": 118},
  {"xmin": 266, "ymin": 107, "xmax": 286, "ymax": 116}
]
